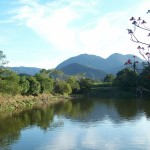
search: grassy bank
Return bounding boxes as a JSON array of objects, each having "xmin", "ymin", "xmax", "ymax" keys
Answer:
[{"xmin": 0, "ymin": 93, "xmax": 70, "ymax": 113}]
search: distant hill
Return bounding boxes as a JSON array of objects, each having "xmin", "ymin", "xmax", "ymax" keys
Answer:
[
  {"xmin": 9, "ymin": 66, "xmax": 41, "ymax": 76},
  {"xmin": 59, "ymin": 63, "xmax": 107, "ymax": 80},
  {"xmin": 56, "ymin": 54, "xmax": 104, "ymax": 70},
  {"xmin": 56, "ymin": 53, "xmax": 144, "ymax": 74}
]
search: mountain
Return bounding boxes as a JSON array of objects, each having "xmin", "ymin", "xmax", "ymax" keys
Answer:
[
  {"xmin": 56, "ymin": 53, "xmax": 144, "ymax": 74},
  {"xmin": 59, "ymin": 63, "xmax": 107, "ymax": 80},
  {"xmin": 10, "ymin": 66, "xmax": 41, "ymax": 76},
  {"xmin": 56, "ymin": 54, "xmax": 104, "ymax": 70}
]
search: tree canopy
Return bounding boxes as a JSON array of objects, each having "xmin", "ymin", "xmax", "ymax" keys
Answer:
[
  {"xmin": 113, "ymin": 68, "xmax": 137, "ymax": 89},
  {"xmin": 0, "ymin": 51, "xmax": 8, "ymax": 66},
  {"xmin": 103, "ymin": 74, "xmax": 115, "ymax": 82}
]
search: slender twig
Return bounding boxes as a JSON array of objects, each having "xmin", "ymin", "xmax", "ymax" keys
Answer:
[
  {"xmin": 130, "ymin": 33, "xmax": 150, "ymax": 46},
  {"xmin": 135, "ymin": 24, "xmax": 150, "ymax": 31},
  {"xmin": 139, "ymin": 50, "xmax": 148, "ymax": 62}
]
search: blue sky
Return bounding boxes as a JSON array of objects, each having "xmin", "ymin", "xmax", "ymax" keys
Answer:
[{"xmin": 0, "ymin": 0, "xmax": 150, "ymax": 68}]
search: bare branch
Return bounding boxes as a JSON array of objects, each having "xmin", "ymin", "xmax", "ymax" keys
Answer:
[
  {"xmin": 130, "ymin": 33, "xmax": 150, "ymax": 46},
  {"xmin": 128, "ymin": 11, "xmax": 150, "ymax": 66},
  {"xmin": 135, "ymin": 24, "xmax": 150, "ymax": 31}
]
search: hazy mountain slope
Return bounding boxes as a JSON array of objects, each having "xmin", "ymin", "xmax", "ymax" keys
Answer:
[
  {"xmin": 56, "ymin": 54, "xmax": 105, "ymax": 70},
  {"xmin": 10, "ymin": 66, "xmax": 41, "ymax": 76},
  {"xmin": 56, "ymin": 53, "xmax": 144, "ymax": 74},
  {"xmin": 59, "ymin": 63, "xmax": 107, "ymax": 80},
  {"xmin": 104, "ymin": 53, "xmax": 144, "ymax": 74}
]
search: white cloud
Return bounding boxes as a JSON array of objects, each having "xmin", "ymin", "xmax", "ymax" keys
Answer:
[
  {"xmin": 81, "ymin": 129, "xmax": 121, "ymax": 150},
  {"xmin": 14, "ymin": 2, "xmax": 79, "ymax": 51},
  {"xmin": 4, "ymin": 0, "xmax": 150, "ymax": 67}
]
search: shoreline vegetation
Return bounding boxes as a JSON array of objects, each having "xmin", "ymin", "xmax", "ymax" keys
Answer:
[
  {"xmin": 0, "ymin": 87, "xmax": 131, "ymax": 113},
  {"xmin": 0, "ymin": 86, "xmax": 149, "ymax": 114},
  {"xmin": 0, "ymin": 93, "xmax": 70, "ymax": 113}
]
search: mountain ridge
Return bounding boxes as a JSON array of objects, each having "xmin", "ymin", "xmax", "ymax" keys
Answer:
[
  {"xmin": 56, "ymin": 53, "xmax": 144, "ymax": 74},
  {"xmin": 56, "ymin": 53, "xmax": 104, "ymax": 70}
]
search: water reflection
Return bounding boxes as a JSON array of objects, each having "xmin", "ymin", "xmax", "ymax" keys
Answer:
[{"xmin": 0, "ymin": 97, "xmax": 150, "ymax": 149}]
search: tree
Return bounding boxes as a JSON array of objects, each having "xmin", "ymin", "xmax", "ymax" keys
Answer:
[
  {"xmin": 35, "ymin": 73, "xmax": 54, "ymax": 94},
  {"xmin": 0, "ymin": 69, "xmax": 21, "ymax": 95},
  {"xmin": 39, "ymin": 69, "xmax": 51, "ymax": 78},
  {"xmin": 27, "ymin": 77, "xmax": 41, "ymax": 95},
  {"xmin": 103, "ymin": 74, "xmax": 115, "ymax": 82},
  {"xmin": 49, "ymin": 69, "xmax": 66, "ymax": 80},
  {"xmin": 19, "ymin": 76, "xmax": 30, "ymax": 95},
  {"xmin": 0, "ymin": 51, "xmax": 21, "ymax": 95},
  {"xmin": 139, "ymin": 66, "xmax": 150, "ymax": 89},
  {"xmin": 127, "ymin": 11, "xmax": 150, "ymax": 66},
  {"xmin": 66, "ymin": 76, "xmax": 80, "ymax": 93},
  {"xmin": 127, "ymin": 10, "xmax": 150, "ymax": 92},
  {"xmin": 113, "ymin": 68, "xmax": 138, "ymax": 89},
  {"xmin": 78, "ymin": 78, "xmax": 93, "ymax": 93},
  {"xmin": 54, "ymin": 79, "xmax": 72, "ymax": 95},
  {"xmin": 0, "ymin": 51, "xmax": 8, "ymax": 66},
  {"xmin": 124, "ymin": 56, "xmax": 139, "ymax": 73}
]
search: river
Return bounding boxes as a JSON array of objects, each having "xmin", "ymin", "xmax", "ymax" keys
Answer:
[{"xmin": 0, "ymin": 97, "xmax": 150, "ymax": 150}]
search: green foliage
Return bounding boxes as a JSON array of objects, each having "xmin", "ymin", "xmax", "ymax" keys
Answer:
[
  {"xmin": 35, "ymin": 73, "xmax": 54, "ymax": 94},
  {"xmin": 19, "ymin": 76, "xmax": 30, "ymax": 95},
  {"xmin": 78, "ymin": 78, "xmax": 93, "ymax": 93},
  {"xmin": 0, "ymin": 69, "xmax": 21, "ymax": 95},
  {"xmin": 0, "ymin": 51, "xmax": 8, "ymax": 66},
  {"xmin": 39, "ymin": 69, "xmax": 51, "ymax": 78},
  {"xmin": 103, "ymin": 74, "xmax": 115, "ymax": 82},
  {"xmin": 27, "ymin": 76, "xmax": 41, "ymax": 95},
  {"xmin": 139, "ymin": 66, "xmax": 150, "ymax": 89},
  {"xmin": 49, "ymin": 69, "xmax": 66, "ymax": 80},
  {"xmin": 113, "ymin": 68, "xmax": 137, "ymax": 89},
  {"xmin": 66, "ymin": 76, "xmax": 80, "ymax": 93},
  {"xmin": 54, "ymin": 79, "xmax": 72, "ymax": 95}
]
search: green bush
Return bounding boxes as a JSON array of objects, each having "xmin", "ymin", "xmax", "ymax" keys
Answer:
[
  {"xmin": 19, "ymin": 76, "xmax": 30, "ymax": 95},
  {"xmin": 0, "ymin": 69, "xmax": 21, "ymax": 95},
  {"xmin": 35, "ymin": 74, "xmax": 54, "ymax": 94},
  {"xmin": 113, "ymin": 68, "xmax": 137, "ymax": 89},
  {"xmin": 27, "ymin": 77, "xmax": 41, "ymax": 95},
  {"xmin": 54, "ymin": 79, "xmax": 72, "ymax": 95},
  {"xmin": 139, "ymin": 66, "xmax": 150, "ymax": 89}
]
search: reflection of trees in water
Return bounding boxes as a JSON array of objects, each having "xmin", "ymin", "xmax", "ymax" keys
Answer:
[
  {"xmin": 1, "ymin": 98, "xmax": 150, "ymax": 149},
  {"xmin": 142, "ymin": 99, "xmax": 150, "ymax": 118},
  {"xmin": 0, "ymin": 106, "xmax": 55, "ymax": 149},
  {"xmin": 0, "ymin": 100, "xmax": 94, "ymax": 149},
  {"xmin": 53, "ymin": 100, "xmax": 94, "ymax": 120},
  {"xmin": 114, "ymin": 99, "xmax": 139, "ymax": 120},
  {"xmin": 58, "ymin": 98, "xmax": 150, "ymax": 123},
  {"xmin": 112, "ymin": 98, "xmax": 150, "ymax": 121},
  {"xmin": 63, "ymin": 99, "xmax": 117, "ymax": 123},
  {"xmin": 0, "ymin": 117, "xmax": 21, "ymax": 150}
]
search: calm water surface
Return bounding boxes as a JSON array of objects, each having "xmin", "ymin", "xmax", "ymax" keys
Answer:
[{"xmin": 0, "ymin": 97, "xmax": 150, "ymax": 150}]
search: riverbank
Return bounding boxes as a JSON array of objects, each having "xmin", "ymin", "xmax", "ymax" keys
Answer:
[
  {"xmin": 89, "ymin": 87, "xmax": 150, "ymax": 98},
  {"xmin": 0, "ymin": 93, "xmax": 70, "ymax": 113}
]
